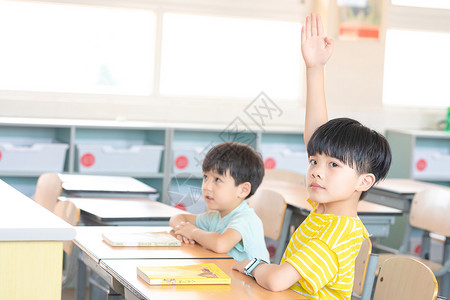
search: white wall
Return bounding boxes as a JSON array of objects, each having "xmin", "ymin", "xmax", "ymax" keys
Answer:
[{"xmin": 0, "ymin": 0, "xmax": 447, "ymax": 134}]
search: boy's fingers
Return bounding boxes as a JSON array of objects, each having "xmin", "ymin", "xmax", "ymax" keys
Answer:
[
  {"xmin": 301, "ymin": 25, "xmax": 306, "ymax": 44},
  {"xmin": 305, "ymin": 15, "xmax": 311, "ymax": 38},
  {"xmin": 311, "ymin": 12, "xmax": 317, "ymax": 36},
  {"xmin": 317, "ymin": 14, "xmax": 324, "ymax": 37}
]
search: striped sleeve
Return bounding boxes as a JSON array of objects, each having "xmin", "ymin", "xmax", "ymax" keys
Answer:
[{"xmin": 286, "ymin": 238, "xmax": 338, "ymax": 294}]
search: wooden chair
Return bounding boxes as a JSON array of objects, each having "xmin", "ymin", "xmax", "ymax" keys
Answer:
[
  {"xmin": 247, "ymin": 188, "xmax": 290, "ymax": 264},
  {"xmin": 352, "ymin": 238, "xmax": 378, "ymax": 300},
  {"xmin": 373, "ymin": 256, "xmax": 438, "ymax": 300},
  {"xmin": 53, "ymin": 199, "xmax": 80, "ymax": 289},
  {"xmin": 54, "ymin": 200, "xmax": 80, "ymax": 255},
  {"xmin": 263, "ymin": 169, "xmax": 306, "ymax": 187},
  {"xmin": 34, "ymin": 174, "xmax": 80, "ymax": 289},
  {"xmin": 376, "ymin": 188, "xmax": 450, "ymax": 298},
  {"xmin": 34, "ymin": 172, "xmax": 63, "ymax": 212}
]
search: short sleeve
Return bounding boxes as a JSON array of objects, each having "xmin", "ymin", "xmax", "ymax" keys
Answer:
[
  {"xmin": 226, "ymin": 211, "xmax": 270, "ymax": 262},
  {"xmin": 226, "ymin": 214, "xmax": 248, "ymax": 250},
  {"xmin": 286, "ymin": 239, "xmax": 338, "ymax": 294},
  {"xmin": 195, "ymin": 211, "xmax": 217, "ymax": 231}
]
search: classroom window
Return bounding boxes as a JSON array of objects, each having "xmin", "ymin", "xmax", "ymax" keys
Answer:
[
  {"xmin": 0, "ymin": 1, "xmax": 156, "ymax": 95},
  {"xmin": 159, "ymin": 13, "xmax": 302, "ymax": 100},
  {"xmin": 383, "ymin": 29, "xmax": 450, "ymax": 108},
  {"xmin": 383, "ymin": 0, "xmax": 450, "ymax": 108}
]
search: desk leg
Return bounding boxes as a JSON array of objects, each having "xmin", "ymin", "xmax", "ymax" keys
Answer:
[
  {"xmin": 75, "ymin": 246, "xmax": 87, "ymax": 300},
  {"xmin": 360, "ymin": 254, "xmax": 378, "ymax": 300},
  {"xmin": 441, "ymin": 237, "xmax": 450, "ymax": 299},
  {"xmin": 397, "ymin": 219, "xmax": 412, "ymax": 254},
  {"xmin": 274, "ymin": 208, "xmax": 293, "ymax": 264}
]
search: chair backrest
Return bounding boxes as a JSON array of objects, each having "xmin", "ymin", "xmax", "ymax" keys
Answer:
[
  {"xmin": 263, "ymin": 169, "xmax": 306, "ymax": 187},
  {"xmin": 353, "ymin": 238, "xmax": 372, "ymax": 297},
  {"xmin": 34, "ymin": 172, "xmax": 63, "ymax": 212},
  {"xmin": 409, "ymin": 188, "xmax": 450, "ymax": 237},
  {"xmin": 373, "ymin": 257, "xmax": 438, "ymax": 300},
  {"xmin": 247, "ymin": 188, "xmax": 287, "ymax": 241},
  {"xmin": 54, "ymin": 200, "xmax": 80, "ymax": 255}
]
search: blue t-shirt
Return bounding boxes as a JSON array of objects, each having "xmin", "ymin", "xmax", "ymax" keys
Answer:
[{"xmin": 196, "ymin": 201, "xmax": 270, "ymax": 262}]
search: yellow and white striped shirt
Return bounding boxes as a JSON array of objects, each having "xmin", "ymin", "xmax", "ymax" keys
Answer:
[{"xmin": 281, "ymin": 199, "xmax": 369, "ymax": 300}]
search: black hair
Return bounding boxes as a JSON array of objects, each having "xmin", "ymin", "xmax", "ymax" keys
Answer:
[
  {"xmin": 202, "ymin": 142, "xmax": 264, "ymax": 199},
  {"xmin": 307, "ymin": 118, "xmax": 391, "ymax": 200}
]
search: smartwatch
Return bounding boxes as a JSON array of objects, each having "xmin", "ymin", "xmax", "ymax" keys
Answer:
[{"xmin": 244, "ymin": 258, "xmax": 268, "ymax": 278}]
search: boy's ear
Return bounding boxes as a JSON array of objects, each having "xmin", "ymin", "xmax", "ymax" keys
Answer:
[
  {"xmin": 238, "ymin": 182, "xmax": 251, "ymax": 199},
  {"xmin": 357, "ymin": 173, "xmax": 376, "ymax": 192}
]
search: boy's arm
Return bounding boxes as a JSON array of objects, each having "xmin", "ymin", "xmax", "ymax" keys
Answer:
[
  {"xmin": 302, "ymin": 13, "xmax": 334, "ymax": 146},
  {"xmin": 173, "ymin": 222, "xmax": 242, "ymax": 254},
  {"xmin": 233, "ymin": 260, "xmax": 302, "ymax": 292},
  {"xmin": 169, "ymin": 213, "xmax": 196, "ymax": 227},
  {"xmin": 169, "ymin": 214, "xmax": 197, "ymax": 244}
]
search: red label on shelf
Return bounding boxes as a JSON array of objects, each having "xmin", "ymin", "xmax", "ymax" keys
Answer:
[
  {"xmin": 264, "ymin": 158, "xmax": 276, "ymax": 169},
  {"xmin": 174, "ymin": 203, "xmax": 186, "ymax": 211},
  {"xmin": 175, "ymin": 155, "xmax": 189, "ymax": 169},
  {"xmin": 0, "ymin": 150, "xmax": 2, "ymax": 161},
  {"xmin": 416, "ymin": 159, "xmax": 427, "ymax": 171},
  {"xmin": 80, "ymin": 153, "xmax": 95, "ymax": 167}
]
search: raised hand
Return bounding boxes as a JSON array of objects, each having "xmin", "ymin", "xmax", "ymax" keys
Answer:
[{"xmin": 301, "ymin": 13, "xmax": 334, "ymax": 69}]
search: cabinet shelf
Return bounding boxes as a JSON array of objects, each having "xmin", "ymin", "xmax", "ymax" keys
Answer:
[
  {"xmin": 386, "ymin": 129, "xmax": 450, "ymax": 184},
  {"xmin": 0, "ymin": 118, "xmax": 307, "ymax": 205}
]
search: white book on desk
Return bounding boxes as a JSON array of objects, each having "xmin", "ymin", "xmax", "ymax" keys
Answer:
[{"xmin": 102, "ymin": 231, "xmax": 181, "ymax": 247}]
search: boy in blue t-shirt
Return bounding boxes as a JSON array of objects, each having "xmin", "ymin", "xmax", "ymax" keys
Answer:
[{"xmin": 169, "ymin": 141, "xmax": 270, "ymax": 262}]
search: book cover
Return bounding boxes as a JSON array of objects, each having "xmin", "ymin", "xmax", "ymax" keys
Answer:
[
  {"xmin": 102, "ymin": 231, "xmax": 181, "ymax": 247},
  {"xmin": 137, "ymin": 263, "xmax": 231, "ymax": 285}
]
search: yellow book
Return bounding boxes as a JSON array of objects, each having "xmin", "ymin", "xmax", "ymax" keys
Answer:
[
  {"xmin": 102, "ymin": 231, "xmax": 181, "ymax": 247},
  {"xmin": 136, "ymin": 263, "xmax": 231, "ymax": 285}
]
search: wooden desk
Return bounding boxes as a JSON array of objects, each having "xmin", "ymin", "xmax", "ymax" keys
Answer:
[
  {"xmin": 75, "ymin": 226, "xmax": 231, "ymax": 261},
  {"xmin": 58, "ymin": 174, "xmax": 158, "ymax": 198},
  {"xmin": 263, "ymin": 181, "xmax": 402, "ymax": 231},
  {"xmin": 366, "ymin": 178, "xmax": 449, "ymax": 212},
  {"xmin": 366, "ymin": 178, "xmax": 450, "ymax": 257},
  {"xmin": 101, "ymin": 258, "xmax": 306, "ymax": 300},
  {"xmin": 60, "ymin": 197, "xmax": 185, "ymax": 226},
  {"xmin": 261, "ymin": 181, "xmax": 402, "ymax": 263},
  {"xmin": 0, "ymin": 180, "xmax": 76, "ymax": 300},
  {"xmin": 74, "ymin": 226, "xmax": 231, "ymax": 299},
  {"xmin": 266, "ymin": 181, "xmax": 402, "ymax": 216}
]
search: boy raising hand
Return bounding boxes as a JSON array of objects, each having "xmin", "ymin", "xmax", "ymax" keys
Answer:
[
  {"xmin": 233, "ymin": 13, "xmax": 391, "ymax": 300},
  {"xmin": 301, "ymin": 12, "xmax": 334, "ymax": 142}
]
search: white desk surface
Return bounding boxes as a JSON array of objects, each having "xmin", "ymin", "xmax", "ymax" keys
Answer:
[
  {"xmin": 373, "ymin": 179, "xmax": 450, "ymax": 195},
  {"xmin": 101, "ymin": 258, "xmax": 305, "ymax": 300},
  {"xmin": 58, "ymin": 174, "xmax": 157, "ymax": 194},
  {"xmin": 261, "ymin": 181, "xmax": 402, "ymax": 215},
  {"xmin": 59, "ymin": 197, "xmax": 184, "ymax": 219},
  {"xmin": 0, "ymin": 180, "xmax": 76, "ymax": 241},
  {"xmin": 75, "ymin": 226, "xmax": 231, "ymax": 261}
]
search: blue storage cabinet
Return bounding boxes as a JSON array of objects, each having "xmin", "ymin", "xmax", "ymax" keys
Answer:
[{"xmin": 386, "ymin": 129, "xmax": 450, "ymax": 185}]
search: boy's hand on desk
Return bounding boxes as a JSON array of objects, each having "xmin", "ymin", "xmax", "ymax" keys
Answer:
[
  {"xmin": 172, "ymin": 221, "xmax": 198, "ymax": 244},
  {"xmin": 232, "ymin": 259, "xmax": 251, "ymax": 274},
  {"xmin": 170, "ymin": 229, "xmax": 195, "ymax": 244}
]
